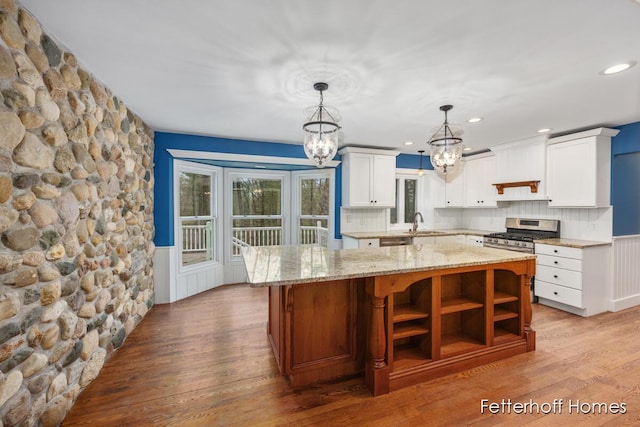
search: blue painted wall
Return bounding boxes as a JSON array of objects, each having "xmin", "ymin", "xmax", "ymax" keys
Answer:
[
  {"xmin": 153, "ymin": 132, "xmax": 428, "ymax": 246},
  {"xmin": 611, "ymin": 122, "xmax": 640, "ymax": 236}
]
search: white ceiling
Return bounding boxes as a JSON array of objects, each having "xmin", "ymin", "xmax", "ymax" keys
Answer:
[{"xmin": 19, "ymin": 0, "xmax": 640, "ymax": 154}]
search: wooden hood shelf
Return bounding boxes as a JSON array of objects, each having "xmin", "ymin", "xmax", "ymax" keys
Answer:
[{"xmin": 492, "ymin": 180, "xmax": 540, "ymax": 195}]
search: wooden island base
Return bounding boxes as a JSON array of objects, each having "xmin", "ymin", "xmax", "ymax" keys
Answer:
[{"xmin": 266, "ymin": 258, "xmax": 536, "ymax": 396}]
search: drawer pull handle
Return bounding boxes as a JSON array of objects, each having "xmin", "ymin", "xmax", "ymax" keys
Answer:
[
  {"xmin": 553, "ymin": 275, "xmax": 558, "ymax": 279},
  {"xmin": 554, "ymin": 261, "xmax": 558, "ymax": 264},
  {"xmin": 368, "ymin": 242, "xmax": 372, "ymax": 246},
  {"xmin": 553, "ymin": 291, "xmax": 558, "ymax": 295},
  {"xmin": 554, "ymin": 249, "xmax": 558, "ymax": 253}
]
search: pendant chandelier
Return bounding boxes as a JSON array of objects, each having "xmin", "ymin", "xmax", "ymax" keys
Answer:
[
  {"xmin": 303, "ymin": 82, "xmax": 341, "ymax": 168},
  {"xmin": 427, "ymin": 105, "xmax": 463, "ymax": 175}
]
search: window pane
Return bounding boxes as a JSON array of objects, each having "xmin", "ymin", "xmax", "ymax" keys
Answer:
[
  {"xmin": 180, "ymin": 173, "xmax": 211, "ymax": 217},
  {"xmin": 300, "ymin": 178, "xmax": 329, "ymax": 216},
  {"xmin": 390, "ymin": 179, "xmax": 399, "ymax": 224},
  {"xmin": 232, "ymin": 178, "xmax": 281, "ymax": 216},
  {"xmin": 404, "ymin": 179, "xmax": 417, "ymax": 224},
  {"xmin": 181, "ymin": 219, "xmax": 213, "ymax": 266}
]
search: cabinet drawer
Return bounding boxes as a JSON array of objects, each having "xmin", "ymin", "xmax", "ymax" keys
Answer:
[
  {"xmin": 536, "ymin": 254, "xmax": 582, "ymax": 271},
  {"xmin": 358, "ymin": 239, "xmax": 379, "ymax": 248},
  {"xmin": 536, "ymin": 265, "xmax": 582, "ymax": 290},
  {"xmin": 535, "ymin": 244, "xmax": 582, "ymax": 260},
  {"xmin": 535, "ymin": 281, "xmax": 583, "ymax": 308}
]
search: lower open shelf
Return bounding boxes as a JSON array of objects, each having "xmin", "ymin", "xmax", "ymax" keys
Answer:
[
  {"xmin": 440, "ymin": 333, "xmax": 486, "ymax": 357},
  {"xmin": 493, "ymin": 327, "xmax": 521, "ymax": 345},
  {"xmin": 392, "ymin": 343, "xmax": 432, "ymax": 372}
]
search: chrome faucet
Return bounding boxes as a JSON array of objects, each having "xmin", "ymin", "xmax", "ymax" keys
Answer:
[{"xmin": 412, "ymin": 212, "xmax": 424, "ymax": 233}]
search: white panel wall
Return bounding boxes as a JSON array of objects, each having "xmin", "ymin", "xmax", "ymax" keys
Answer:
[
  {"xmin": 153, "ymin": 245, "xmax": 226, "ymax": 304},
  {"xmin": 611, "ymin": 235, "xmax": 640, "ymax": 311}
]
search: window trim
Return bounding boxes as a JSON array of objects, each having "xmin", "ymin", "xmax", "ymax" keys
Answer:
[
  {"xmin": 173, "ymin": 160, "xmax": 222, "ymax": 273},
  {"xmin": 224, "ymin": 169, "xmax": 290, "ymax": 263},
  {"xmin": 291, "ymin": 169, "xmax": 335, "ymax": 246},
  {"xmin": 389, "ymin": 169, "xmax": 423, "ymax": 230}
]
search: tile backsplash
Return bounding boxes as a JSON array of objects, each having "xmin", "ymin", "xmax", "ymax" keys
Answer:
[
  {"xmin": 340, "ymin": 208, "xmax": 388, "ymax": 233},
  {"xmin": 340, "ymin": 201, "xmax": 613, "ymax": 242},
  {"xmin": 461, "ymin": 201, "xmax": 613, "ymax": 241}
]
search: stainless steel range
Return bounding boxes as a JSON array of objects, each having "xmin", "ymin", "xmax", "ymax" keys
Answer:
[{"xmin": 483, "ymin": 218, "xmax": 560, "ymax": 254}]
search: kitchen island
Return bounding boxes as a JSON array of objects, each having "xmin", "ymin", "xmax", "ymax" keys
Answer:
[{"xmin": 242, "ymin": 243, "xmax": 536, "ymax": 395}]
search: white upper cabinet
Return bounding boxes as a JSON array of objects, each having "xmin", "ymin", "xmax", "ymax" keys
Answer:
[
  {"xmin": 546, "ymin": 128, "xmax": 619, "ymax": 208},
  {"xmin": 491, "ymin": 136, "xmax": 548, "ymax": 201},
  {"xmin": 432, "ymin": 164, "xmax": 465, "ymax": 208},
  {"xmin": 463, "ymin": 155, "xmax": 497, "ymax": 207},
  {"xmin": 340, "ymin": 147, "xmax": 399, "ymax": 208}
]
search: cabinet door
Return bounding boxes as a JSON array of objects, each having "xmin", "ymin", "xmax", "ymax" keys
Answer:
[
  {"xmin": 345, "ymin": 153, "xmax": 373, "ymax": 207},
  {"xmin": 464, "ymin": 157, "xmax": 496, "ymax": 207},
  {"xmin": 466, "ymin": 235, "xmax": 484, "ymax": 246},
  {"xmin": 444, "ymin": 169, "xmax": 464, "ymax": 207},
  {"xmin": 464, "ymin": 158, "xmax": 483, "ymax": 206},
  {"xmin": 372, "ymin": 155, "xmax": 396, "ymax": 207},
  {"xmin": 547, "ymin": 138, "xmax": 596, "ymax": 207},
  {"xmin": 482, "ymin": 157, "xmax": 497, "ymax": 207}
]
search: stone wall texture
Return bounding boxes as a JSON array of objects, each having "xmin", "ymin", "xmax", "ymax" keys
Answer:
[{"xmin": 0, "ymin": 1, "xmax": 155, "ymax": 425}]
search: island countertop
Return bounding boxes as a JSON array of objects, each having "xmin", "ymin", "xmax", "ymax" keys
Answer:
[{"xmin": 242, "ymin": 243, "xmax": 536, "ymax": 287}]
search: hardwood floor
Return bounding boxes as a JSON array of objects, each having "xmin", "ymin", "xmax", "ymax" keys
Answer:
[{"xmin": 63, "ymin": 284, "xmax": 640, "ymax": 426}]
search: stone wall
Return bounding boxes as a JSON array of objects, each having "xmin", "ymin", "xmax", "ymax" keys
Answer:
[{"xmin": 0, "ymin": 1, "xmax": 155, "ymax": 425}]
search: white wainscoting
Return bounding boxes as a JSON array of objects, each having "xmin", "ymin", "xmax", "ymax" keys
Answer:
[
  {"xmin": 153, "ymin": 246, "xmax": 225, "ymax": 304},
  {"xmin": 610, "ymin": 235, "xmax": 640, "ymax": 312}
]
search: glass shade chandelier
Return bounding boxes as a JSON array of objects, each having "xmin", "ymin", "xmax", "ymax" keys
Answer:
[
  {"xmin": 303, "ymin": 82, "xmax": 341, "ymax": 168},
  {"xmin": 428, "ymin": 105, "xmax": 463, "ymax": 175}
]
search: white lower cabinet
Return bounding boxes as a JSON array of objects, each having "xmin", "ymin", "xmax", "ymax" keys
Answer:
[
  {"xmin": 466, "ymin": 235, "xmax": 484, "ymax": 247},
  {"xmin": 342, "ymin": 236, "xmax": 379, "ymax": 249},
  {"xmin": 534, "ymin": 243, "xmax": 611, "ymax": 317},
  {"xmin": 412, "ymin": 236, "xmax": 435, "ymax": 245},
  {"xmin": 435, "ymin": 234, "xmax": 467, "ymax": 245}
]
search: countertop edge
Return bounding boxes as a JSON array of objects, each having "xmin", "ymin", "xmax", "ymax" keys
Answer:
[
  {"xmin": 341, "ymin": 229, "xmax": 492, "ymax": 239},
  {"xmin": 244, "ymin": 245, "xmax": 536, "ymax": 287},
  {"xmin": 534, "ymin": 238, "xmax": 612, "ymax": 248}
]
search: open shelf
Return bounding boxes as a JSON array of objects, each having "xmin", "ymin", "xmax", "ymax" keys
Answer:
[
  {"xmin": 493, "ymin": 327, "xmax": 521, "ymax": 345},
  {"xmin": 441, "ymin": 297, "xmax": 483, "ymax": 314},
  {"xmin": 494, "ymin": 307, "xmax": 518, "ymax": 322},
  {"xmin": 393, "ymin": 322, "xmax": 429, "ymax": 340},
  {"xmin": 393, "ymin": 304, "xmax": 429, "ymax": 323},
  {"xmin": 494, "ymin": 291, "xmax": 518, "ymax": 304},
  {"xmin": 392, "ymin": 343, "xmax": 432, "ymax": 372},
  {"xmin": 441, "ymin": 334, "xmax": 485, "ymax": 357},
  {"xmin": 492, "ymin": 180, "xmax": 540, "ymax": 195}
]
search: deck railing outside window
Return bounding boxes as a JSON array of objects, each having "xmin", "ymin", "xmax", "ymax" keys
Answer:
[{"xmin": 182, "ymin": 223, "xmax": 329, "ymax": 257}]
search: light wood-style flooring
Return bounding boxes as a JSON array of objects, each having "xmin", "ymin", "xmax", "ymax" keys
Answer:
[{"xmin": 63, "ymin": 284, "xmax": 640, "ymax": 426}]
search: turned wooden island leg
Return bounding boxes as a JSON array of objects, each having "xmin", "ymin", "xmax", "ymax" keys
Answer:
[
  {"xmin": 523, "ymin": 275, "xmax": 536, "ymax": 351},
  {"xmin": 365, "ymin": 279, "xmax": 389, "ymax": 396}
]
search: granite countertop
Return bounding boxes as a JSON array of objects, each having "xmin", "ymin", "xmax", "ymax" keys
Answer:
[
  {"xmin": 534, "ymin": 238, "xmax": 612, "ymax": 248},
  {"xmin": 341, "ymin": 229, "xmax": 493, "ymax": 239},
  {"xmin": 242, "ymin": 243, "xmax": 535, "ymax": 287}
]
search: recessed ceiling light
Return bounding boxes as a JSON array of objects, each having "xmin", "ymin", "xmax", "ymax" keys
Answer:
[
  {"xmin": 601, "ymin": 62, "xmax": 636, "ymax": 75},
  {"xmin": 537, "ymin": 128, "xmax": 552, "ymax": 133},
  {"xmin": 467, "ymin": 117, "xmax": 483, "ymax": 123},
  {"xmin": 404, "ymin": 141, "xmax": 414, "ymax": 146}
]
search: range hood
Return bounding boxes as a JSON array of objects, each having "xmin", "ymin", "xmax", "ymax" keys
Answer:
[{"xmin": 490, "ymin": 136, "xmax": 549, "ymax": 201}]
